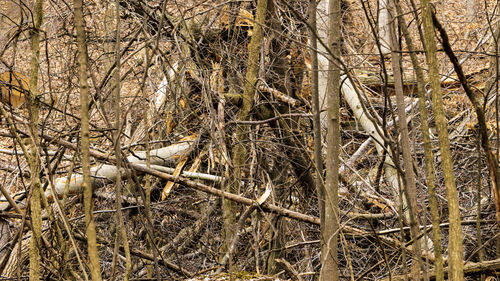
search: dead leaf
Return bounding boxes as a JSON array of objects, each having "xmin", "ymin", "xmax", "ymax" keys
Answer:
[
  {"xmin": 161, "ymin": 156, "xmax": 188, "ymax": 200},
  {"xmin": 0, "ymin": 71, "xmax": 28, "ymax": 109}
]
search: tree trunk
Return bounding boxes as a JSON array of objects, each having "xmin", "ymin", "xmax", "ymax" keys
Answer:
[
  {"xmin": 393, "ymin": 0, "xmax": 444, "ymax": 279},
  {"xmin": 320, "ymin": 0, "xmax": 340, "ymax": 279},
  {"xmin": 378, "ymin": 0, "xmax": 391, "ymax": 55},
  {"xmin": 28, "ymin": 0, "xmax": 43, "ymax": 279},
  {"xmin": 111, "ymin": 2, "xmax": 131, "ymax": 279},
  {"xmin": 265, "ymin": 1, "xmax": 290, "ymax": 272},
  {"xmin": 74, "ymin": 0, "xmax": 103, "ymax": 279},
  {"xmin": 317, "ymin": 0, "xmax": 403, "ymax": 216},
  {"xmin": 432, "ymin": 11, "xmax": 500, "ymax": 261},
  {"xmin": 223, "ymin": 0, "xmax": 268, "ymax": 270},
  {"xmin": 420, "ymin": 0, "xmax": 464, "ymax": 279},
  {"xmin": 309, "ymin": 0, "xmax": 325, "ymax": 260},
  {"xmin": 387, "ymin": 1, "xmax": 423, "ymax": 276}
]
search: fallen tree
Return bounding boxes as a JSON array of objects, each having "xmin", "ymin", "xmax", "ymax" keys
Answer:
[{"xmin": 0, "ymin": 126, "xmax": 440, "ymax": 259}]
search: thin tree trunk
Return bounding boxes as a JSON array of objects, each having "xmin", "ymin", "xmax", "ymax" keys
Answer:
[
  {"xmin": 265, "ymin": 159, "xmax": 287, "ymax": 274},
  {"xmin": 393, "ymin": 1, "xmax": 444, "ymax": 279},
  {"xmin": 322, "ymin": 0, "xmax": 404, "ymax": 214},
  {"xmin": 387, "ymin": 1, "xmax": 423, "ymax": 277},
  {"xmin": 140, "ymin": 26, "xmax": 159, "ymax": 281},
  {"xmin": 491, "ymin": 11, "xmax": 500, "ymax": 261},
  {"xmin": 265, "ymin": 1, "xmax": 290, "ymax": 272},
  {"xmin": 320, "ymin": 0, "xmax": 340, "ymax": 279},
  {"xmin": 378, "ymin": 0, "xmax": 391, "ymax": 55},
  {"xmin": 74, "ymin": 0, "xmax": 103, "ymax": 279},
  {"xmin": 476, "ymin": 131, "xmax": 486, "ymax": 281},
  {"xmin": 223, "ymin": 0, "xmax": 268, "ymax": 269},
  {"xmin": 111, "ymin": 1, "xmax": 131, "ymax": 279},
  {"xmin": 28, "ymin": 0, "xmax": 43, "ymax": 279},
  {"xmin": 431, "ymin": 12, "xmax": 500, "ymax": 261},
  {"xmin": 316, "ymin": 0, "xmax": 329, "ymax": 128},
  {"xmin": 420, "ymin": 0, "xmax": 464, "ymax": 279},
  {"xmin": 309, "ymin": 0, "xmax": 325, "ymax": 257}
]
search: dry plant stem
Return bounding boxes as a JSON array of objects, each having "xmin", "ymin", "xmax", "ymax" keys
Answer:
[
  {"xmin": 224, "ymin": 0, "xmax": 267, "ymax": 268},
  {"xmin": 61, "ymin": 153, "xmax": 78, "ymax": 207},
  {"xmin": 43, "ymin": 167, "xmax": 89, "ymax": 281},
  {"xmin": 28, "ymin": 0, "xmax": 43, "ymax": 279},
  {"xmin": 387, "ymin": 0, "xmax": 423, "ymax": 277},
  {"xmin": 396, "ymin": 177, "xmax": 408, "ymax": 278},
  {"xmin": 110, "ymin": 234, "xmax": 120, "ymax": 280},
  {"xmin": 257, "ymin": 83, "xmax": 299, "ymax": 106},
  {"xmin": 321, "ymin": 0, "xmax": 340, "ymax": 279},
  {"xmin": 490, "ymin": 16, "xmax": 500, "ymax": 230},
  {"xmin": 357, "ymin": 1, "xmax": 403, "ymax": 198},
  {"xmin": 123, "ymin": 166, "xmax": 166, "ymax": 279},
  {"xmin": 137, "ymin": 11, "xmax": 158, "ymax": 278},
  {"xmin": 275, "ymin": 258, "xmax": 302, "ymax": 281},
  {"xmin": 72, "ymin": 231, "xmax": 193, "ymax": 277},
  {"xmin": 339, "ymin": 232, "xmax": 355, "ymax": 281},
  {"xmin": 420, "ymin": 0, "xmax": 464, "ymax": 279},
  {"xmin": 387, "ymin": 257, "xmax": 500, "ymax": 280},
  {"xmin": 308, "ymin": 0, "xmax": 325, "ymax": 231},
  {"xmin": 109, "ymin": 8, "xmax": 120, "ymax": 280},
  {"xmin": 37, "ymin": 174, "xmax": 68, "ymax": 276},
  {"xmin": 165, "ymin": 202, "xmax": 219, "ymax": 258},
  {"xmin": 2, "ymin": 221, "xmax": 29, "ymax": 277},
  {"xmin": 141, "ymin": 37, "xmax": 158, "ymax": 281},
  {"xmin": 217, "ymin": 205, "xmax": 257, "ymax": 273},
  {"xmin": 110, "ymin": 1, "xmax": 131, "ymax": 279},
  {"xmin": 0, "ymin": 192, "xmax": 60, "ymax": 277},
  {"xmin": 133, "ymin": 162, "xmax": 319, "ymax": 224},
  {"xmin": 0, "ymin": 220, "xmax": 23, "ymax": 276},
  {"xmin": 431, "ymin": 12, "xmax": 500, "ymax": 257},
  {"xmin": 491, "ymin": 11, "xmax": 500, "ymax": 262},
  {"xmin": 369, "ymin": 219, "xmax": 393, "ymax": 280},
  {"xmin": 0, "ymin": 136, "xmax": 55, "ymax": 277},
  {"xmin": 74, "ymin": 0, "xmax": 103, "ymax": 279},
  {"xmin": 252, "ymin": 213, "xmax": 261, "ymax": 274},
  {"xmin": 476, "ymin": 131, "xmax": 485, "ymax": 281},
  {"xmin": 31, "ymin": 128, "xmax": 440, "ymax": 260},
  {"xmin": 392, "ymin": 1, "xmax": 444, "ymax": 279}
]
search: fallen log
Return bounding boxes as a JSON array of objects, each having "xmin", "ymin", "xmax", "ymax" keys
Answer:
[
  {"xmin": 0, "ymin": 129, "xmax": 321, "ymax": 225},
  {"xmin": 49, "ymin": 138, "xmax": 195, "ymax": 197},
  {"xmin": 2, "ymin": 129, "xmax": 437, "ymax": 262},
  {"xmin": 131, "ymin": 161, "xmax": 321, "ymax": 225}
]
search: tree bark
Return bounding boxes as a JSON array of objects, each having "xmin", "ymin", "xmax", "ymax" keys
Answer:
[
  {"xmin": 393, "ymin": 0, "xmax": 444, "ymax": 279},
  {"xmin": 111, "ymin": 1, "xmax": 131, "ymax": 279},
  {"xmin": 320, "ymin": 0, "xmax": 340, "ymax": 279},
  {"xmin": 420, "ymin": 0, "xmax": 464, "ymax": 279},
  {"xmin": 265, "ymin": 1, "xmax": 291, "ymax": 272},
  {"xmin": 431, "ymin": 12, "xmax": 500, "ymax": 260},
  {"xmin": 317, "ymin": 0, "xmax": 403, "ymax": 214},
  {"xmin": 387, "ymin": 1, "xmax": 423, "ymax": 276},
  {"xmin": 223, "ymin": 0, "xmax": 268, "ymax": 269},
  {"xmin": 74, "ymin": 0, "xmax": 103, "ymax": 279},
  {"xmin": 28, "ymin": 0, "xmax": 43, "ymax": 279},
  {"xmin": 378, "ymin": 0, "xmax": 391, "ymax": 55},
  {"xmin": 309, "ymin": 0, "xmax": 325, "ymax": 265}
]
